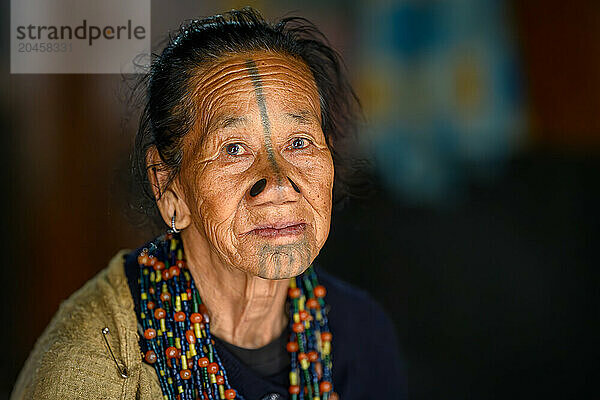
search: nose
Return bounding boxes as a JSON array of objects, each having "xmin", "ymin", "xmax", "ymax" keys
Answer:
[
  {"xmin": 249, "ymin": 176, "xmax": 301, "ymax": 198},
  {"xmin": 247, "ymin": 155, "xmax": 301, "ymax": 205},
  {"xmin": 247, "ymin": 175, "xmax": 301, "ymax": 205}
]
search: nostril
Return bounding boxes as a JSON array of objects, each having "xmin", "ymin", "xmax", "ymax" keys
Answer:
[
  {"xmin": 287, "ymin": 177, "xmax": 300, "ymax": 193},
  {"xmin": 250, "ymin": 178, "xmax": 267, "ymax": 197}
]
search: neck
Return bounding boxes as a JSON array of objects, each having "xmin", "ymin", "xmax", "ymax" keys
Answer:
[{"xmin": 181, "ymin": 228, "xmax": 289, "ymax": 349}]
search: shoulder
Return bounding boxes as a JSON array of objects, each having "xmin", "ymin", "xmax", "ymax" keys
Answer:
[
  {"xmin": 11, "ymin": 250, "xmax": 153, "ymax": 399},
  {"xmin": 317, "ymin": 267, "xmax": 396, "ymax": 335},
  {"xmin": 316, "ymin": 267, "xmax": 407, "ymax": 399}
]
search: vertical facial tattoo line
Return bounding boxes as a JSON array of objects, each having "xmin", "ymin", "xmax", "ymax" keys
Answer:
[{"xmin": 245, "ymin": 59, "xmax": 282, "ymax": 184}]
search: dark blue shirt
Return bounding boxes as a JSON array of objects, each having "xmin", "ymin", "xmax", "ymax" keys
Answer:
[{"xmin": 124, "ymin": 244, "xmax": 406, "ymax": 400}]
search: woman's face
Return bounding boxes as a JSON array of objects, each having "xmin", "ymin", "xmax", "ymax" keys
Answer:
[{"xmin": 177, "ymin": 51, "xmax": 334, "ymax": 279}]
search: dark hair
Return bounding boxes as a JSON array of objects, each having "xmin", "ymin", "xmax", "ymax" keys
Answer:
[{"xmin": 130, "ymin": 7, "xmax": 366, "ymax": 232}]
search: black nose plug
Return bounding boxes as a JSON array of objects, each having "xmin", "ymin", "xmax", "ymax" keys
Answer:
[
  {"xmin": 250, "ymin": 178, "xmax": 267, "ymax": 197},
  {"xmin": 287, "ymin": 177, "xmax": 301, "ymax": 193}
]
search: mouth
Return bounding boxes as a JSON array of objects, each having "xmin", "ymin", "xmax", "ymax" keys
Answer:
[{"xmin": 244, "ymin": 222, "xmax": 307, "ymax": 238}]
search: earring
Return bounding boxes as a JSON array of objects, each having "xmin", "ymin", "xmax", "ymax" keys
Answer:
[{"xmin": 170, "ymin": 211, "xmax": 180, "ymax": 234}]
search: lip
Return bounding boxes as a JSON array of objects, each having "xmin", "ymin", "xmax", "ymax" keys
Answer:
[{"xmin": 244, "ymin": 222, "xmax": 307, "ymax": 238}]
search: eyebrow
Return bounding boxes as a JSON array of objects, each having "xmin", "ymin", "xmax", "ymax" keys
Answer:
[
  {"xmin": 219, "ymin": 116, "xmax": 247, "ymax": 129},
  {"xmin": 285, "ymin": 111, "xmax": 319, "ymax": 125}
]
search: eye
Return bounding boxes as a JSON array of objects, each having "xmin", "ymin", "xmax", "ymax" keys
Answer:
[
  {"xmin": 225, "ymin": 143, "xmax": 247, "ymax": 156},
  {"xmin": 290, "ymin": 137, "xmax": 310, "ymax": 150}
]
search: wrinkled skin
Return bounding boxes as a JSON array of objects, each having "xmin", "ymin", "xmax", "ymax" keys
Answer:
[
  {"xmin": 147, "ymin": 51, "xmax": 334, "ymax": 347},
  {"xmin": 179, "ymin": 52, "xmax": 333, "ymax": 280}
]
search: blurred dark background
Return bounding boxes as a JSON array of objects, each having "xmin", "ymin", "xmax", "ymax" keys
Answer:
[{"xmin": 1, "ymin": 0, "xmax": 598, "ymax": 398}]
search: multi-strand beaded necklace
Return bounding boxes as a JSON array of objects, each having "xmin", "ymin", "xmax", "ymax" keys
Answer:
[{"xmin": 137, "ymin": 232, "xmax": 334, "ymax": 400}]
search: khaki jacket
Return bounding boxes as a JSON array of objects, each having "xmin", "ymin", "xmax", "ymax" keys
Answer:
[{"xmin": 12, "ymin": 250, "xmax": 164, "ymax": 399}]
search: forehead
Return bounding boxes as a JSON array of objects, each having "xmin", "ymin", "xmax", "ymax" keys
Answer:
[{"xmin": 189, "ymin": 51, "xmax": 321, "ymax": 132}]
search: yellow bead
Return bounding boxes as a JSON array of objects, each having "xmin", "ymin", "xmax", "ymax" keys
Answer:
[
  {"xmin": 171, "ymin": 240, "xmax": 177, "ymax": 251},
  {"xmin": 141, "ymin": 312, "xmax": 146, "ymax": 319},
  {"xmin": 175, "ymin": 296, "xmax": 181, "ymax": 312},
  {"xmin": 167, "ymin": 330, "xmax": 173, "ymax": 338},
  {"xmin": 181, "ymin": 355, "xmax": 187, "ymax": 370},
  {"xmin": 143, "ymin": 268, "xmax": 149, "ymax": 275},
  {"xmin": 194, "ymin": 323, "xmax": 202, "ymax": 339},
  {"xmin": 294, "ymin": 313, "xmax": 300, "ymax": 323},
  {"xmin": 219, "ymin": 384, "xmax": 225, "ymax": 399},
  {"xmin": 175, "ymin": 338, "xmax": 181, "ymax": 348},
  {"xmin": 300, "ymin": 359, "xmax": 309, "ymax": 370},
  {"xmin": 160, "ymin": 319, "xmax": 166, "ymax": 332},
  {"xmin": 181, "ymin": 292, "xmax": 188, "ymax": 301},
  {"xmin": 167, "ymin": 377, "xmax": 173, "ymax": 384},
  {"xmin": 289, "ymin": 279, "xmax": 297, "ymax": 288},
  {"xmin": 160, "ymin": 370, "xmax": 165, "ymax": 376},
  {"xmin": 177, "ymin": 248, "xmax": 182, "ymax": 259},
  {"xmin": 289, "ymin": 370, "xmax": 298, "ymax": 386},
  {"xmin": 189, "ymin": 344, "xmax": 197, "ymax": 357},
  {"xmin": 322, "ymin": 341, "xmax": 331, "ymax": 355},
  {"xmin": 178, "ymin": 385, "xmax": 184, "ymax": 393},
  {"xmin": 210, "ymin": 373, "xmax": 217, "ymax": 384}
]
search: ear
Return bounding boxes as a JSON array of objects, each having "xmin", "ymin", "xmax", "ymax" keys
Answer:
[{"xmin": 146, "ymin": 146, "xmax": 192, "ymax": 231}]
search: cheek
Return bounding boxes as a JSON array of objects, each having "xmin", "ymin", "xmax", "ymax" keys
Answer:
[
  {"xmin": 184, "ymin": 164, "xmax": 246, "ymax": 240},
  {"xmin": 296, "ymin": 152, "xmax": 334, "ymax": 242}
]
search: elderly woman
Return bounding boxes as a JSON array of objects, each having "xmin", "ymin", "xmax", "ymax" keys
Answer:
[{"xmin": 12, "ymin": 8, "xmax": 403, "ymax": 400}]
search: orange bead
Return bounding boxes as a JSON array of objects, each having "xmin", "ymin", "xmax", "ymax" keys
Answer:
[
  {"xmin": 176, "ymin": 259, "xmax": 185, "ymax": 269},
  {"xmin": 149, "ymin": 287, "xmax": 155, "ymax": 295},
  {"xmin": 137, "ymin": 254, "xmax": 148, "ymax": 265},
  {"xmin": 154, "ymin": 308, "xmax": 166, "ymax": 320},
  {"xmin": 321, "ymin": 331, "xmax": 332, "ymax": 342},
  {"xmin": 314, "ymin": 285, "xmax": 327, "ymax": 298},
  {"xmin": 144, "ymin": 350, "xmax": 157, "ymax": 364},
  {"xmin": 306, "ymin": 298, "xmax": 320, "ymax": 309},
  {"xmin": 319, "ymin": 381, "xmax": 332, "ymax": 393},
  {"xmin": 162, "ymin": 269, "xmax": 171, "ymax": 280},
  {"xmin": 288, "ymin": 385, "xmax": 300, "ymax": 394},
  {"xmin": 147, "ymin": 301, "xmax": 155, "ymax": 310},
  {"xmin": 297, "ymin": 352, "xmax": 308, "ymax": 362},
  {"xmin": 185, "ymin": 329, "xmax": 196, "ymax": 344},
  {"xmin": 160, "ymin": 292, "xmax": 171, "ymax": 302},
  {"xmin": 314, "ymin": 361, "xmax": 323, "ymax": 379},
  {"xmin": 190, "ymin": 313, "xmax": 203, "ymax": 324},
  {"xmin": 307, "ymin": 351, "xmax": 318, "ymax": 362},
  {"xmin": 180, "ymin": 369, "xmax": 192, "ymax": 380},
  {"xmin": 198, "ymin": 357, "xmax": 209, "ymax": 368},
  {"xmin": 288, "ymin": 287, "xmax": 301, "ymax": 298},
  {"xmin": 153, "ymin": 261, "xmax": 165, "ymax": 271},
  {"xmin": 299, "ymin": 310, "xmax": 310, "ymax": 321},
  {"xmin": 224, "ymin": 389, "xmax": 236, "ymax": 399},
  {"xmin": 292, "ymin": 322, "xmax": 305, "ymax": 333},
  {"xmin": 169, "ymin": 265, "xmax": 180, "ymax": 277},
  {"xmin": 330, "ymin": 391, "xmax": 339, "ymax": 400},
  {"xmin": 143, "ymin": 328, "xmax": 156, "ymax": 340},
  {"xmin": 207, "ymin": 362, "xmax": 219, "ymax": 374},
  {"xmin": 286, "ymin": 341, "xmax": 299, "ymax": 353},
  {"xmin": 174, "ymin": 311, "xmax": 186, "ymax": 322},
  {"xmin": 165, "ymin": 346, "xmax": 178, "ymax": 359},
  {"xmin": 199, "ymin": 304, "xmax": 210, "ymax": 323},
  {"xmin": 216, "ymin": 374, "xmax": 225, "ymax": 385}
]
